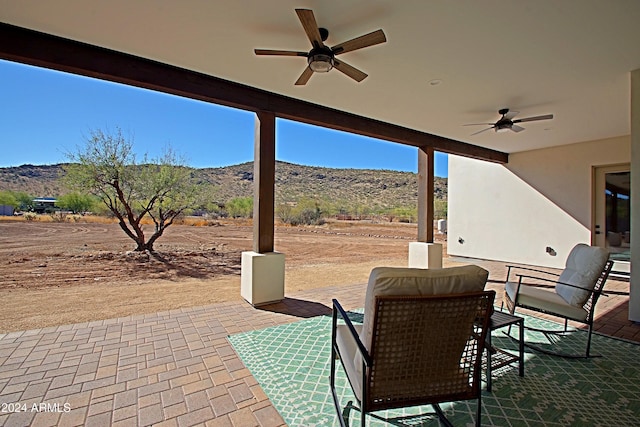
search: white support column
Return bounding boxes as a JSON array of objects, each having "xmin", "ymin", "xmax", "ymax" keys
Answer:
[
  {"xmin": 241, "ymin": 251, "xmax": 285, "ymax": 306},
  {"xmin": 408, "ymin": 242, "xmax": 443, "ymax": 269},
  {"xmin": 630, "ymin": 69, "xmax": 640, "ymax": 321}
]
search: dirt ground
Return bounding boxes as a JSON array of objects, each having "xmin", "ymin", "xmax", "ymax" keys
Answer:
[{"xmin": 0, "ymin": 219, "xmax": 447, "ymax": 332}]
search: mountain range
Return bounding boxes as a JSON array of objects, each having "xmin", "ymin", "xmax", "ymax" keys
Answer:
[{"xmin": 0, "ymin": 162, "xmax": 447, "ymax": 211}]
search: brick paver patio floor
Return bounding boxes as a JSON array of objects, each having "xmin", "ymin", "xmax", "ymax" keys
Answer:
[{"xmin": 0, "ymin": 259, "xmax": 637, "ymax": 427}]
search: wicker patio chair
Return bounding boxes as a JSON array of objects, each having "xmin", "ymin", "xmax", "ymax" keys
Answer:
[
  {"xmin": 503, "ymin": 243, "xmax": 614, "ymax": 358},
  {"xmin": 330, "ymin": 265, "xmax": 494, "ymax": 427}
]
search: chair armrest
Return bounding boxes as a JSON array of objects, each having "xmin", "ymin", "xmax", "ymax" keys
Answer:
[
  {"xmin": 506, "ymin": 264, "xmax": 560, "ymax": 282},
  {"xmin": 516, "ymin": 274, "xmax": 609, "ymax": 297},
  {"xmin": 332, "ymin": 299, "xmax": 372, "ymax": 367}
]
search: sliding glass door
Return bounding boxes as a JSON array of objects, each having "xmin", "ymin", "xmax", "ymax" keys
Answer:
[{"xmin": 593, "ymin": 164, "xmax": 630, "ymax": 275}]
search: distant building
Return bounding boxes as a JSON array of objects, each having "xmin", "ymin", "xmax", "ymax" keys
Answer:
[
  {"xmin": 0, "ymin": 205, "xmax": 14, "ymax": 216},
  {"xmin": 33, "ymin": 197, "xmax": 57, "ymax": 213}
]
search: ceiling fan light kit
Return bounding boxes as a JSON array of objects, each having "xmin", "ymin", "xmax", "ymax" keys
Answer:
[
  {"xmin": 308, "ymin": 48, "xmax": 334, "ymax": 72},
  {"xmin": 254, "ymin": 9, "xmax": 387, "ymax": 85}
]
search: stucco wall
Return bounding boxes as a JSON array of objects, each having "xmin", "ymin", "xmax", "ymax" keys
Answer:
[{"xmin": 448, "ymin": 135, "xmax": 630, "ymax": 268}]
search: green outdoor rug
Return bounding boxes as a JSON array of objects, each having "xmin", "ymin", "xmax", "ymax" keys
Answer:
[{"xmin": 228, "ymin": 310, "xmax": 640, "ymax": 426}]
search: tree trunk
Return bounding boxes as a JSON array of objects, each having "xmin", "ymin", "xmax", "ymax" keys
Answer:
[
  {"xmin": 135, "ymin": 242, "xmax": 149, "ymax": 252},
  {"xmin": 145, "ymin": 229, "xmax": 165, "ymax": 252}
]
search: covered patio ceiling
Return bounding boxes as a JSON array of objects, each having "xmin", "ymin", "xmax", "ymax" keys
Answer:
[{"xmin": 2, "ymin": 0, "xmax": 640, "ymax": 156}]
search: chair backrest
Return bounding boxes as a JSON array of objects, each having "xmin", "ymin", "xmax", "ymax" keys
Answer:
[
  {"xmin": 365, "ymin": 291, "xmax": 495, "ymax": 412},
  {"xmin": 555, "ymin": 244, "xmax": 609, "ymax": 307},
  {"xmin": 352, "ymin": 265, "xmax": 490, "ymax": 411},
  {"xmin": 359, "ymin": 265, "xmax": 489, "ymax": 352},
  {"xmin": 582, "ymin": 259, "xmax": 614, "ymax": 318}
]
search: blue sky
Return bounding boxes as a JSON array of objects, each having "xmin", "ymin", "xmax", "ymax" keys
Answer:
[{"xmin": 0, "ymin": 59, "xmax": 448, "ymax": 176}]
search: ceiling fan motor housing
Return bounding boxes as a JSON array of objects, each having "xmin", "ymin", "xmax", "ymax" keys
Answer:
[
  {"xmin": 495, "ymin": 121, "xmax": 512, "ymax": 132},
  {"xmin": 308, "ymin": 47, "xmax": 334, "ymax": 72},
  {"xmin": 318, "ymin": 27, "xmax": 329, "ymax": 41},
  {"xmin": 496, "ymin": 109, "xmax": 513, "ymax": 132}
]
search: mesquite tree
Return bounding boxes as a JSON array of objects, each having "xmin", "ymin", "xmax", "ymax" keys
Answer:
[{"xmin": 65, "ymin": 128, "xmax": 199, "ymax": 252}]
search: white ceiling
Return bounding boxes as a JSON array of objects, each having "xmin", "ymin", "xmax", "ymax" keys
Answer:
[{"xmin": 2, "ymin": 0, "xmax": 640, "ymax": 154}]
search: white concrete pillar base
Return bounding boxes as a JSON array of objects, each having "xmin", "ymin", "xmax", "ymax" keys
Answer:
[
  {"xmin": 241, "ymin": 251, "xmax": 285, "ymax": 306},
  {"xmin": 408, "ymin": 242, "xmax": 443, "ymax": 269}
]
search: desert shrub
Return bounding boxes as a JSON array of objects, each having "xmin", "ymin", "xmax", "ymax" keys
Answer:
[
  {"xmin": 276, "ymin": 203, "xmax": 294, "ymax": 224},
  {"xmin": 80, "ymin": 215, "xmax": 116, "ymax": 224},
  {"xmin": 278, "ymin": 197, "xmax": 325, "ymax": 226},
  {"xmin": 49, "ymin": 211, "xmax": 67, "ymax": 222},
  {"xmin": 23, "ymin": 212, "xmax": 37, "ymax": 221},
  {"xmin": 389, "ymin": 206, "xmax": 417, "ymax": 223},
  {"xmin": 350, "ymin": 203, "xmax": 373, "ymax": 219},
  {"xmin": 56, "ymin": 192, "xmax": 96, "ymax": 214},
  {"xmin": 181, "ymin": 217, "xmax": 220, "ymax": 227},
  {"xmin": 0, "ymin": 190, "xmax": 18, "ymax": 208},
  {"xmin": 66, "ymin": 214, "xmax": 82, "ymax": 222},
  {"xmin": 87, "ymin": 201, "xmax": 111, "ymax": 216},
  {"xmin": 194, "ymin": 187, "xmax": 224, "ymax": 218},
  {"xmin": 226, "ymin": 197, "xmax": 253, "ymax": 218},
  {"xmin": 15, "ymin": 192, "xmax": 34, "ymax": 211},
  {"xmin": 383, "ymin": 202, "xmax": 446, "ymax": 222},
  {"xmin": 434, "ymin": 200, "xmax": 447, "ymax": 219}
]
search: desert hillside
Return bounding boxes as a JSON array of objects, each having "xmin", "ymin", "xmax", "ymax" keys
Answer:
[{"xmin": 0, "ymin": 162, "xmax": 447, "ymax": 210}]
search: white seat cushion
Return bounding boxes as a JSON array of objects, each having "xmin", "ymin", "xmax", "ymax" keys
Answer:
[
  {"xmin": 505, "ymin": 281, "xmax": 588, "ymax": 321},
  {"xmin": 335, "ymin": 324, "xmax": 364, "ymax": 401},
  {"xmin": 555, "ymin": 244, "xmax": 608, "ymax": 307}
]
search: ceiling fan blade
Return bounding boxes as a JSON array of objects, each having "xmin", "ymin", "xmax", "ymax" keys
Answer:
[
  {"xmin": 331, "ymin": 29, "xmax": 387, "ymax": 55},
  {"xmin": 254, "ymin": 49, "xmax": 308, "ymax": 57},
  {"xmin": 504, "ymin": 110, "xmax": 519, "ymax": 120},
  {"xmin": 470, "ymin": 127, "xmax": 494, "ymax": 136},
  {"xmin": 296, "ymin": 9, "xmax": 323, "ymax": 48},
  {"xmin": 511, "ymin": 124, "xmax": 525, "ymax": 132},
  {"xmin": 295, "ymin": 66, "xmax": 314, "ymax": 85},
  {"xmin": 513, "ymin": 114, "xmax": 554, "ymax": 123},
  {"xmin": 463, "ymin": 122, "xmax": 494, "ymax": 126},
  {"xmin": 333, "ymin": 59, "xmax": 368, "ymax": 82}
]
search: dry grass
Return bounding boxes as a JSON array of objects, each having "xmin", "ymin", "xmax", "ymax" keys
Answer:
[{"xmin": 0, "ymin": 214, "xmax": 118, "ymax": 224}]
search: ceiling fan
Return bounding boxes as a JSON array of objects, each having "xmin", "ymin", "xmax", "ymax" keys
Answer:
[
  {"xmin": 465, "ymin": 108, "xmax": 554, "ymax": 136},
  {"xmin": 254, "ymin": 9, "xmax": 387, "ymax": 85}
]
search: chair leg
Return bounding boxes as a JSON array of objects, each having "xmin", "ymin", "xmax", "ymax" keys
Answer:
[
  {"xmin": 504, "ymin": 326, "xmax": 601, "ymax": 359},
  {"xmin": 485, "ymin": 333, "xmax": 492, "ymax": 392},
  {"xmin": 433, "ymin": 404, "xmax": 454, "ymax": 427},
  {"xmin": 331, "ymin": 310, "xmax": 349, "ymax": 427},
  {"xmin": 585, "ymin": 323, "xmax": 593, "ymax": 358},
  {"xmin": 505, "ymin": 295, "xmax": 516, "ymax": 336},
  {"xmin": 331, "ymin": 360, "xmax": 349, "ymax": 427}
]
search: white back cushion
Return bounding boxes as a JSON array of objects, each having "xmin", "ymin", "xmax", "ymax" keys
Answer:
[
  {"xmin": 359, "ymin": 265, "xmax": 489, "ymax": 353},
  {"xmin": 556, "ymin": 244, "xmax": 609, "ymax": 307}
]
